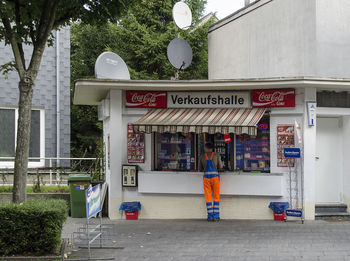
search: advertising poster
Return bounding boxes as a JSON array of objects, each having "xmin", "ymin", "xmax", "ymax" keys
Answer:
[
  {"xmin": 252, "ymin": 89, "xmax": 295, "ymax": 107},
  {"xmin": 85, "ymin": 184, "xmax": 101, "ymax": 219},
  {"xmin": 125, "ymin": 91, "xmax": 167, "ymax": 108},
  {"xmin": 127, "ymin": 124, "xmax": 145, "ymax": 163},
  {"xmin": 277, "ymin": 125, "xmax": 295, "ymax": 167}
]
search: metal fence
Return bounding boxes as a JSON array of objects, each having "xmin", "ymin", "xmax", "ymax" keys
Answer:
[{"xmin": 0, "ymin": 157, "xmax": 104, "ymax": 185}]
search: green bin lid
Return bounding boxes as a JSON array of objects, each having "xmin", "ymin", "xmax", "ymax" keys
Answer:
[{"xmin": 68, "ymin": 174, "xmax": 91, "ymax": 182}]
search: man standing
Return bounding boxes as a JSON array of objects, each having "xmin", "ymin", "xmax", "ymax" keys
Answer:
[{"xmin": 199, "ymin": 142, "xmax": 223, "ymax": 221}]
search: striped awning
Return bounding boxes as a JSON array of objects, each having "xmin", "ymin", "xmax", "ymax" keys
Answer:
[{"xmin": 132, "ymin": 108, "xmax": 266, "ymax": 135}]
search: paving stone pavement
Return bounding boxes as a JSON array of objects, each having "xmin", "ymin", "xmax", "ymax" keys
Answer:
[{"xmin": 62, "ymin": 218, "xmax": 350, "ymax": 261}]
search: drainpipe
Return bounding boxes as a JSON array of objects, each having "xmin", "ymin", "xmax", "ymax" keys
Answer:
[{"xmin": 56, "ymin": 30, "xmax": 61, "ymax": 171}]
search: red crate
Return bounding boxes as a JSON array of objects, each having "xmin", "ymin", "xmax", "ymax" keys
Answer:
[
  {"xmin": 125, "ymin": 210, "xmax": 139, "ymax": 220},
  {"xmin": 273, "ymin": 211, "xmax": 285, "ymax": 221}
]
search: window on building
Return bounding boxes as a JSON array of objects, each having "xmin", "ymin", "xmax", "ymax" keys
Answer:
[
  {"xmin": 156, "ymin": 133, "xmax": 195, "ymax": 171},
  {"xmin": 0, "ymin": 109, "xmax": 15, "ymax": 161},
  {"xmin": 317, "ymin": 91, "xmax": 350, "ymax": 108},
  {"xmin": 29, "ymin": 110, "xmax": 41, "ymax": 162},
  {"xmin": 197, "ymin": 133, "xmax": 235, "ymax": 170},
  {"xmin": 154, "ymin": 117, "xmax": 270, "ymax": 172},
  {"xmin": 0, "ymin": 108, "xmax": 44, "ymax": 165}
]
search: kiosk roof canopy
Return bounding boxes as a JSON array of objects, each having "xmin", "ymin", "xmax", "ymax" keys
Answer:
[
  {"xmin": 74, "ymin": 77, "xmax": 350, "ymax": 105},
  {"xmin": 132, "ymin": 107, "xmax": 266, "ymax": 135}
]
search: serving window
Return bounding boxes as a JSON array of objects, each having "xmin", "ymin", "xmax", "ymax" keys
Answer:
[{"xmin": 154, "ymin": 117, "xmax": 270, "ymax": 172}]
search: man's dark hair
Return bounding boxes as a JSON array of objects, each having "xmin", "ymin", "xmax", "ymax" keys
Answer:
[{"xmin": 205, "ymin": 142, "xmax": 214, "ymax": 150}]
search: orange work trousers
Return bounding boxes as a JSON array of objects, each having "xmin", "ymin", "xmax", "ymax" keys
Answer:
[{"xmin": 203, "ymin": 176, "xmax": 220, "ymax": 203}]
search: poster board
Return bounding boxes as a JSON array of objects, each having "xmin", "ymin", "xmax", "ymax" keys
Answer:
[
  {"xmin": 85, "ymin": 184, "xmax": 101, "ymax": 219},
  {"xmin": 127, "ymin": 124, "xmax": 145, "ymax": 163},
  {"xmin": 277, "ymin": 125, "xmax": 295, "ymax": 167}
]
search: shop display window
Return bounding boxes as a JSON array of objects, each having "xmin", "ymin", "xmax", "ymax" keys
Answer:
[
  {"xmin": 197, "ymin": 133, "xmax": 234, "ymax": 170},
  {"xmin": 236, "ymin": 119, "xmax": 270, "ymax": 172},
  {"xmin": 154, "ymin": 118, "xmax": 270, "ymax": 172},
  {"xmin": 156, "ymin": 133, "xmax": 195, "ymax": 171}
]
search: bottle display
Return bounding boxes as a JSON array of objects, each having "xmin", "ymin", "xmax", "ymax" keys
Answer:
[
  {"xmin": 236, "ymin": 131, "xmax": 270, "ymax": 172},
  {"xmin": 197, "ymin": 133, "xmax": 234, "ymax": 171}
]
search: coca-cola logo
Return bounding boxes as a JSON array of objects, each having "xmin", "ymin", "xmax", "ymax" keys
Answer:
[
  {"xmin": 126, "ymin": 91, "xmax": 166, "ymax": 108},
  {"xmin": 131, "ymin": 93, "xmax": 158, "ymax": 105},
  {"xmin": 253, "ymin": 89, "xmax": 295, "ymax": 107},
  {"xmin": 258, "ymin": 91, "xmax": 291, "ymax": 103}
]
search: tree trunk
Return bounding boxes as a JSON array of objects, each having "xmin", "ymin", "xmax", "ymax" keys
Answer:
[{"xmin": 12, "ymin": 76, "xmax": 34, "ymax": 203}]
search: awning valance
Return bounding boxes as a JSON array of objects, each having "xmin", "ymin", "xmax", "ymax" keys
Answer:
[{"xmin": 132, "ymin": 108, "xmax": 266, "ymax": 135}]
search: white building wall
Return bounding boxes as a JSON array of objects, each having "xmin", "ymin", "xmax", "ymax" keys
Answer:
[
  {"xmin": 209, "ymin": 0, "xmax": 350, "ymax": 80},
  {"xmin": 315, "ymin": 0, "xmax": 350, "ymax": 78},
  {"xmin": 302, "ymin": 87, "xmax": 317, "ymax": 219},
  {"xmin": 343, "ymin": 116, "xmax": 350, "ymax": 208},
  {"xmin": 108, "ymin": 90, "xmax": 124, "ymax": 219},
  {"xmin": 208, "ymin": 0, "xmax": 316, "ymax": 79},
  {"xmin": 104, "ymin": 88, "xmax": 317, "ymax": 220}
]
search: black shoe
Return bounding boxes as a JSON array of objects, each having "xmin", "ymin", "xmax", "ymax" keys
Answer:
[
  {"xmin": 207, "ymin": 218, "xmax": 214, "ymax": 222},
  {"xmin": 214, "ymin": 217, "xmax": 220, "ymax": 222}
]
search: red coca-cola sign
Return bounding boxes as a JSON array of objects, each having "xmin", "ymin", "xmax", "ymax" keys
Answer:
[
  {"xmin": 252, "ymin": 89, "xmax": 295, "ymax": 107},
  {"xmin": 126, "ymin": 91, "xmax": 167, "ymax": 108}
]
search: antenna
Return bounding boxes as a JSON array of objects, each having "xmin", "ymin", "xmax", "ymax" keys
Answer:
[
  {"xmin": 95, "ymin": 51, "xmax": 130, "ymax": 80},
  {"xmin": 168, "ymin": 1, "xmax": 193, "ymax": 79}
]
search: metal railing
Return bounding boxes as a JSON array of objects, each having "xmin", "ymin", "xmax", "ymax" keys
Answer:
[{"xmin": 0, "ymin": 157, "xmax": 104, "ymax": 185}]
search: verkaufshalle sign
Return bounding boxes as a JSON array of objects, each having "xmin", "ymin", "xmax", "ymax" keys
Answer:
[{"xmin": 167, "ymin": 91, "xmax": 251, "ymax": 108}]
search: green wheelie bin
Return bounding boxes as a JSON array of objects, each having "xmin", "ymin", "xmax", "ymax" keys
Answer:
[{"xmin": 68, "ymin": 174, "xmax": 91, "ymax": 218}]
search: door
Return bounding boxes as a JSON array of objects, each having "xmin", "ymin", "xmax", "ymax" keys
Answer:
[{"xmin": 316, "ymin": 117, "xmax": 343, "ymax": 203}]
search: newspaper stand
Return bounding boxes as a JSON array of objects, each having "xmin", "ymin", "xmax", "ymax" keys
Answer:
[
  {"xmin": 72, "ymin": 183, "xmax": 121, "ymax": 260},
  {"xmin": 284, "ymin": 147, "xmax": 305, "ymax": 224}
]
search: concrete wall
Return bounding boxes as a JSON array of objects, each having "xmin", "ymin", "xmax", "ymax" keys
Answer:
[
  {"xmin": 104, "ymin": 88, "xmax": 317, "ymax": 220},
  {"xmin": 343, "ymin": 116, "xmax": 350, "ymax": 208},
  {"xmin": 209, "ymin": 0, "xmax": 350, "ymax": 80},
  {"xmin": 0, "ymin": 27, "xmax": 71, "ymax": 161},
  {"xmin": 208, "ymin": 0, "xmax": 316, "ymax": 79},
  {"xmin": 315, "ymin": 0, "xmax": 350, "ymax": 78}
]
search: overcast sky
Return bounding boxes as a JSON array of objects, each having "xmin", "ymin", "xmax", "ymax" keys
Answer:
[{"xmin": 205, "ymin": 0, "xmax": 245, "ymax": 19}]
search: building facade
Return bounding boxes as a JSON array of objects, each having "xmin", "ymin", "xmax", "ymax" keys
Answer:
[
  {"xmin": 208, "ymin": 0, "xmax": 350, "ymax": 218},
  {"xmin": 73, "ymin": 0, "xmax": 350, "ymax": 220},
  {"xmin": 0, "ymin": 28, "xmax": 71, "ymax": 168},
  {"xmin": 209, "ymin": 0, "xmax": 350, "ymax": 80}
]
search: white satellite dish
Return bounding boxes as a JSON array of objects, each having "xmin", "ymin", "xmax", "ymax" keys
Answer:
[
  {"xmin": 172, "ymin": 2, "xmax": 192, "ymax": 30},
  {"xmin": 95, "ymin": 51, "xmax": 130, "ymax": 80},
  {"xmin": 167, "ymin": 38, "xmax": 193, "ymax": 69}
]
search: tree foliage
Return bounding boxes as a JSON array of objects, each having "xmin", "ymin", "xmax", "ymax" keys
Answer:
[
  {"xmin": 0, "ymin": 0, "xmax": 135, "ymax": 202},
  {"xmin": 71, "ymin": 0, "xmax": 216, "ymax": 157}
]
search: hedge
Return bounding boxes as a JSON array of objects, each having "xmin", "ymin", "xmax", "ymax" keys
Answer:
[
  {"xmin": 0, "ymin": 199, "xmax": 68, "ymax": 256},
  {"xmin": 0, "ymin": 185, "xmax": 70, "ymax": 194}
]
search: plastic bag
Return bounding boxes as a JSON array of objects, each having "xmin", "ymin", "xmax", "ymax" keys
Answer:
[
  {"xmin": 119, "ymin": 201, "xmax": 141, "ymax": 211},
  {"xmin": 268, "ymin": 202, "xmax": 289, "ymax": 213}
]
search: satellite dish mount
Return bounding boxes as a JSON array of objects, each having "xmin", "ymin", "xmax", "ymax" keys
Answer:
[{"xmin": 168, "ymin": 1, "xmax": 193, "ymax": 80}]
